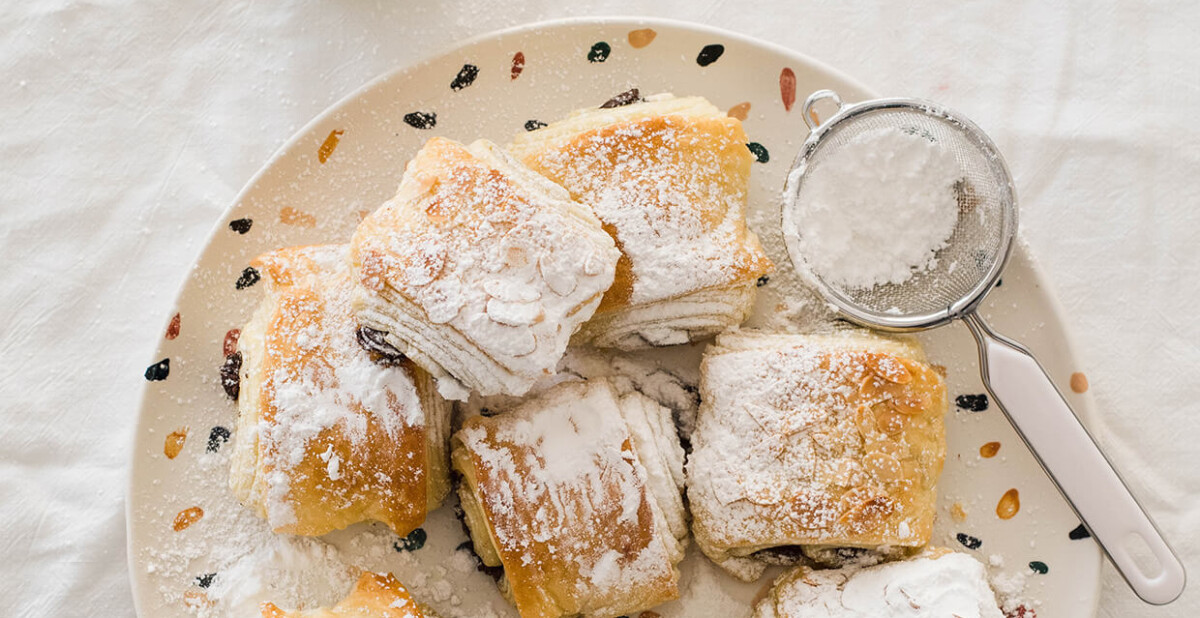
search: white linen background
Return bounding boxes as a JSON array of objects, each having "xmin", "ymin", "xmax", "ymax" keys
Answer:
[{"xmin": 1, "ymin": 1, "xmax": 1196, "ymax": 616}]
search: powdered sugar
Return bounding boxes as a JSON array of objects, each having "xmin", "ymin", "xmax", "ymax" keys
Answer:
[
  {"xmin": 510, "ymin": 95, "xmax": 772, "ymax": 349},
  {"xmin": 351, "ymin": 138, "xmax": 620, "ymax": 399},
  {"xmin": 687, "ymin": 330, "xmax": 947, "ymax": 581},
  {"xmin": 584, "ymin": 132, "xmax": 747, "ymax": 305},
  {"xmin": 990, "ymin": 568, "xmax": 1033, "ymax": 615},
  {"xmin": 460, "ymin": 345, "xmax": 703, "ymax": 447},
  {"xmin": 206, "ymin": 534, "xmax": 358, "ymax": 616},
  {"xmin": 122, "ymin": 46, "xmax": 1078, "ymax": 616},
  {"xmin": 789, "ymin": 126, "xmax": 962, "ymax": 289},
  {"xmin": 753, "ymin": 550, "xmax": 1003, "ymax": 617},
  {"xmin": 453, "ymin": 379, "xmax": 685, "ymax": 617},
  {"xmin": 139, "ymin": 446, "xmax": 358, "ymax": 616},
  {"xmin": 140, "ymin": 441, "xmax": 509, "ymax": 618},
  {"xmin": 237, "ymin": 245, "xmax": 428, "ymax": 531}
]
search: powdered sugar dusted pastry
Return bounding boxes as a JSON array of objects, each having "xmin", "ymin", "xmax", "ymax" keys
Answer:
[
  {"xmin": 510, "ymin": 94, "xmax": 773, "ymax": 349},
  {"xmin": 688, "ymin": 329, "xmax": 947, "ymax": 581},
  {"xmin": 261, "ymin": 571, "xmax": 435, "ymax": 617},
  {"xmin": 230, "ymin": 245, "xmax": 451, "ymax": 537},
  {"xmin": 452, "ymin": 379, "xmax": 688, "ymax": 618},
  {"xmin": 752, "ymin": 548, "xmax": 1003, "ymax": 618},
  {"xmin": 350, "ymin": 137, "xmax": 620, "ymax": 400}
]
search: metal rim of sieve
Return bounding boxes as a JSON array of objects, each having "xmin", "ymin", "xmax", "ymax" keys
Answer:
[{"xmin": 781, "ymin": 89, "xmax": 1020, "ymax": 332}]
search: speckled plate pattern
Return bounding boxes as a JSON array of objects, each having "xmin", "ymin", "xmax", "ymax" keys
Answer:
[{"xmin": 128, "ymin": 17, "xmax": 1102, "ymax": 617}]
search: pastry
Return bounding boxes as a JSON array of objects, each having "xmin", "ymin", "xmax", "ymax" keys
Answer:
[
  {"xmin": 687, "ymin": 329, "xmax": 947, "ymax": 581},
  {"xmin": 510, "ymin": 94, "xmax": 773, "ymax": 349},
  {"xmin": 752, "ymin": 548, "xmax": 1003, "ymax": 618},
  {"xmin": 457, "ymin": 346, "xmax": 703, "ymax": 450},
  {"xmin": 452, "ymin": 379, "xmax": 687, "ymax": 617},
  {"xmin": 230, "ymin": 244, "xmax": 451, "ymax": 537},
  {"xmin": 350, "ymin": 137, "xmax": 620, "ymax": 400},
  {"xmin": 261, "ymin": 571, "xmax": 434, "ymax": 617}
]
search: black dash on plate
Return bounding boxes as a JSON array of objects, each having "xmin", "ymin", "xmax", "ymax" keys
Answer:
[
  {"xmin": 587, "ymin": 41, "xmax": 611, "ymax": 63},
  {"xmin": 207, "ymin": 426, "xmax": 231, "ymax": 453},
  {"xmin": 1029, "ymin": 561, "xmax": 1049, "ymax": 574},
  {"xmin": 955, "ymin": 393, "xmax": 989, "ymax": 412},
  {"xmin": 524, "ymin": 120, "xmax": 547, "ymax": 132},
  {"xmin": 956, "ymin": 532, "xmax": 983, "ymax": 550},
  {"xmin": 235, "ymin": 267, "xmax": 260, "ymax": 290},
  {"xmin": 394, "ymin": 527, "xmax": 428, "ymax": 552},
  {"xmin": 600, "ymin": 88, "xmax": 640, "ymax": 109},
  {"xmin": 144, "ymin": 359, "xmax": 170, "ymax": 381},
  {"xmin": 1068, "ymin": 523, "xmax": 1091, "ymax": 540},
  {"xmin": 995, "ymin": 278, "xmax": 1003, "ymax": 288},
  {"xmin": 228, "ymin": 218, "xmax": 252, "ymax": 234},
  {"xmin": 195, "ymin": 573, "xmax": 216, "ymax": 588},
  {"xmin": 756, "ymin": 275, "xmax": 770, "ymax": 287},
  {"xmin": 403, "ymin": 111, "xmax": 437, "ymax": 130},
  {"xmin": 696, "ymin": 44, "xmax": 725, "ymax": 66},
  {"xmin": 747, "ymin": 142, "xmax": 770, "ymax": 163},
  {"xmin": 220, "ymin": 351, "xmax": 242, "ymax": 399},
  {"xmin": 450, "ymin": 64, "xmax": 479, "ymax": 91}
]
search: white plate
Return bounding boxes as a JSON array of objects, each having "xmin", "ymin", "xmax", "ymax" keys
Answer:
[{"xmin": 128, "ymin": 17, "xmax": 1101, "ymax": 617}]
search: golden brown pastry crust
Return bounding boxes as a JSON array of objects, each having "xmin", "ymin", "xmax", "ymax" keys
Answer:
[
  {"xmin": 687, "ymin": 329, "xmax": 947, "ymax": 581},
  {"xmin": 350, "ymin": 137, "xmax": 619, "ymax": 398},
  {"xmin": 261, "ymin": 572, "xmax": 432, "ymax": 617},
  {"xmin": 452, "ymin": 379, "xmax": 686, "ymax": 618},
  {"xmin": 229, "ymin": 244, "xmax": 450, "ymax": 537},
  {"xmin": 510, "ymin": 95, "xmax": 773, "ymax": 347}
]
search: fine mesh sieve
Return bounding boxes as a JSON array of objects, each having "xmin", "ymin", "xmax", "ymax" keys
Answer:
[
  {"xmin": 781, "ymin": 90, "xmax": 1185, "ymax": 605},
  {"xmin": 782, "ymin": 90, "xmax": 1016, "ymax": 330}
]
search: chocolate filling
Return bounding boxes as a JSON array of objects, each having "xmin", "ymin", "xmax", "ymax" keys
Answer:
[
  {"xmin": 600, "ymin": 87, "xmax": 642, "ymax": 109},
  {"xmin": 450, "ymin": 473, "xmax": 505, "ymax": 582},
  {"xmin": 355, "ymin": 327, "xmax": 407, "ymax": 366},
  {"xmin": 751, "ymin": 545, "xmax": 810, "ymax": 566},
  {"xmin": 642, "ymin": 368, "xmax": 700, "ymax": 453}
]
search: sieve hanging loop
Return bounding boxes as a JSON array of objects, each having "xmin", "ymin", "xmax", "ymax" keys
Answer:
[{"xmin": 801, "ymin": 89, "xmax": 845, "ymax": 130}]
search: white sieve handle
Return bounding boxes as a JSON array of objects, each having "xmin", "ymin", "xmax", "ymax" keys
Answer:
[{"xmin": 963, "ymin": 312, "xmax": 1185, "ymax": 605}]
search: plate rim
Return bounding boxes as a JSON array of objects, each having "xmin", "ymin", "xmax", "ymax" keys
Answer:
[{"xmin": 125, "ymin": 16, "xmax": 1103, "ymax": 617}]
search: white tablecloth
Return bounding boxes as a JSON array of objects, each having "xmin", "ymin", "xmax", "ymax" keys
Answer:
[{"xmin": 2, "ymin": 1, "xmax": 1197, "ymax": 616}]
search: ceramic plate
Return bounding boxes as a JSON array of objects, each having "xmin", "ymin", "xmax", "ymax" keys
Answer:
[{"xmin": 128, "ymin": 17, "xmax": 1102, "ymax": 617}]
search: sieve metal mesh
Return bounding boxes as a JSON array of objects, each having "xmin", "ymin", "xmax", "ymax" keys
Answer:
[{"xmin": 786, "ymin": 102, "xmax": 1017, "ymax": 329}]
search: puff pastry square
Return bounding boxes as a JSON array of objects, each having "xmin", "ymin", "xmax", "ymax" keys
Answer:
[
  {"xmin": 230, "ymin": 244, "xmax": 451, "ymax": 537},
  {"xmin": 687, "ymin": 329, "xmax": 947, "ymax": 581},
  {"xmin": 752, "ymin": 548, "xmax": 1003, "ymax": 618},
  {"xmin": 510, "ymin": 94, "xmax": 773, "ymax": 349},
  {"xmin": 351, "ymin": 137, "xmax": 620, "ymax": 400},
  {"xmin": 261, "ymin": 572, "xmax": 434, "ymax": 617},
  {"xmin": 452, "ymin": 379, "xmax": 688, "ymax": 618}
]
